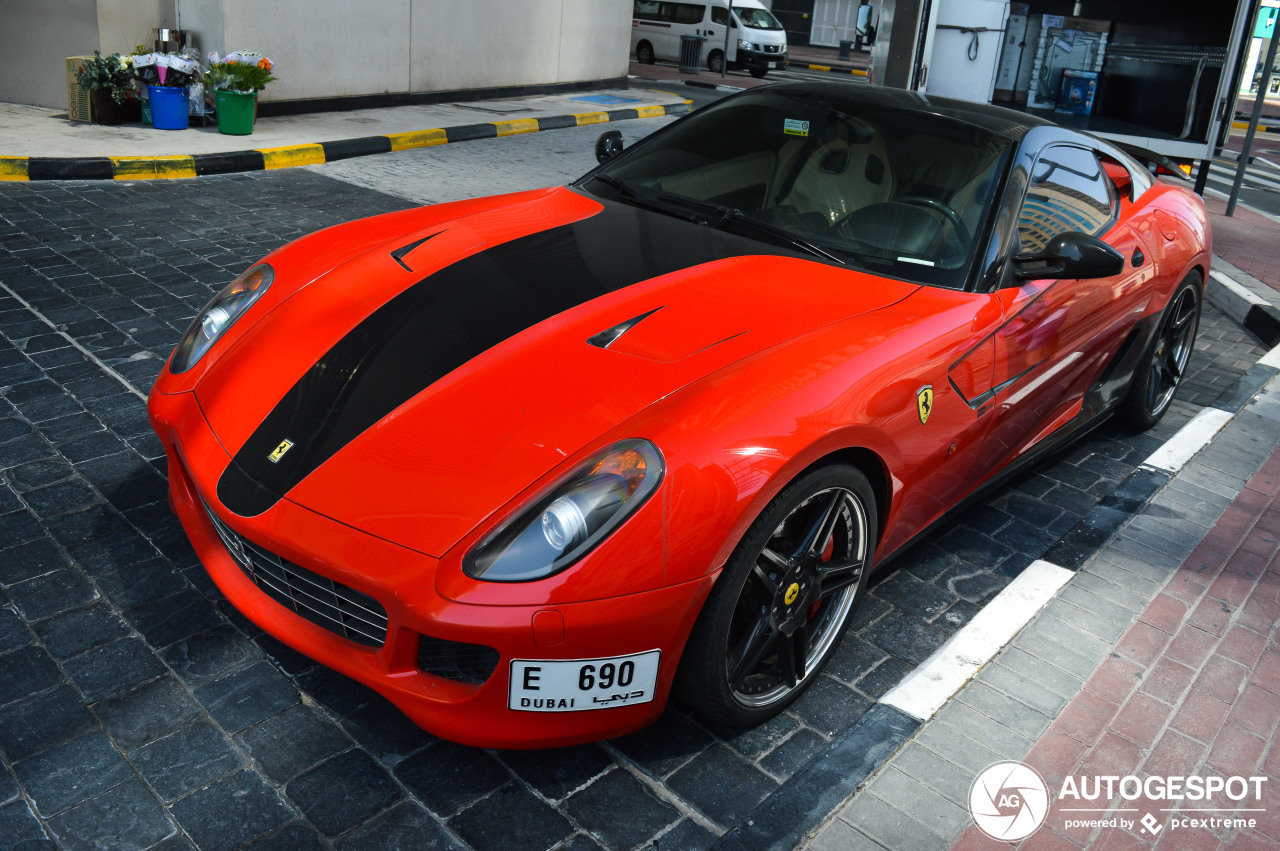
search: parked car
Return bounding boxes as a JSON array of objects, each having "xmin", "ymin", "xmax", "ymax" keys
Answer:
[
  {"xmin": 149, "ymin": 83, "xmax": 1209, "ymax": 748},
  {"xmin": 631, "ymin": 0, "xmax": 788, "ymax": 77}
]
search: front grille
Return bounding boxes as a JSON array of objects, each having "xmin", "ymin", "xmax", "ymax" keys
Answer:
[
  {"xmin": 764, "ymin": 43, "xmax": 781, "ymax": 53},
  {"xmin": 203, "ymin": 501, "xmax": 388, "ymax": 648},
  {"xmin": 418, "ymin": 634, "xmax": 500, "ymax": 684}
]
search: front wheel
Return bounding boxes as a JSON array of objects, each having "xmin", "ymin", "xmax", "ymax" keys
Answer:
[
  {"xmin": 1117, "ymin": 271, "xmax": 1201, "ymax": 430},
  {"xmin": 707, "ymin": 50, "xmax": 725, "ymax": 74},
  {"xmin": 675, "ymin": 464, "xmax": 876, "ymax": 725}
]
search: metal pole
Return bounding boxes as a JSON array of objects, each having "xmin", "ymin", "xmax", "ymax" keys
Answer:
[
  {"xmin": 723, "ymin": 2, "xmax": 731, "ymax": 78},
  {"xmin": 1227, "ymin": 27, "xmax": 1279, "ymax": 215}
]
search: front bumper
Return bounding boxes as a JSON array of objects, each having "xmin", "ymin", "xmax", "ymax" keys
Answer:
[
  {"xmin": 148, "ymin": 389, "xmax": 715, "ymax": 749},
  {"xmin": 739, "ymin": 47, "xmax": 787, "ymax": 69}
]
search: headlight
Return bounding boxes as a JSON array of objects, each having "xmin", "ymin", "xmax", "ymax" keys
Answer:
[
  {"xmin": 169, "ymin": 264, "xmax": 274, "ymax": 373},
  {"xmin": 738, "ymin": 39, "xmax": 752, "ymax": 50},
  {"xmin": 464, "ymin": 439, "xmax": 664, "ymax": 582}
]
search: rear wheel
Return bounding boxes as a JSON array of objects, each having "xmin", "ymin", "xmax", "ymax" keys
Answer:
[
  {"xmin": 708, "ymin": 49, "xmax": 725, "ymax": 74},
  {"xmin": 676, "ymin": 464, "xmax": 876, "ymax": 725},
  {"xmin": 1117, "ymin": 271, "xmax": 1201, "ymax": 430},
  {"xmin": 636, "ymin": 41, "xmax": 655, "ymax": 64}
]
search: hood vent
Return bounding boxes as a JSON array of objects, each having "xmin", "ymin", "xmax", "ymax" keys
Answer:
[{"xmin": 587, "ymin": 307, "xmax": 663, "ymax": 349}]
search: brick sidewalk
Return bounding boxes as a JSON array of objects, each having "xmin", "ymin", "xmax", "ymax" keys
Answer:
[{"xmin": 950, "ymin": 450, "xmax": 1280, "ymax": 849}]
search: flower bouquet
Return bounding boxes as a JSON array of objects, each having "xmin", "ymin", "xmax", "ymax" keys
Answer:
[
  {"xmin": 205, "ymin": 51, "xmax": 277, "ymax": 136},
  {"xmin": 134, "ymin": 52, "xmax": 201, "ymax": 130},
  {"xmin": 72, "ymin": 52, "xmax": 136, "ymax": 125}
]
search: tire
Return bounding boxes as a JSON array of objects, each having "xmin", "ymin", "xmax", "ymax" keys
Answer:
[
  {"xmin": 749, "ymin": 66, "xmax": 769, "ymax": 78},
  {"xmin": 675, "ymin": 464, "xmax": 877, "ymax": 725},
  {"xmin": 708, "ymin": 50, "xmax": 725, "ymax": 74},
  {"xmin": 1117, "ymin": 271, "xmax": 1202, "ymax": 431},
  {"xmin": 636, "ymin": 41, "xmax": 655, "ymax": 65}
]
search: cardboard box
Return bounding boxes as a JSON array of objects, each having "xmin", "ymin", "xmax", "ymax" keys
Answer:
[
  {"xmin": 66, "ymin": 56, "xmax": 94, "ymax": 122},
  {"xmin": 1057, "ymin": 69, "xmax": 1098, "ymax": 115}
]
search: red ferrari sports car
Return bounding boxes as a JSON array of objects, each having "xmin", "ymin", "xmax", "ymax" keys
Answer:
[{"xmin": 149, "ymin": 84, "xmax": 1208, "ymax": 748}]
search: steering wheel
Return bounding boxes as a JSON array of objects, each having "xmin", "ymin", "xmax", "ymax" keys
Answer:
[
  {"xmin": 831, "ymin": 196, "xmax": 970, "ymax": 263},
  {"xmin": 894, "ymin": 196, "xmax": 970, "ymax": 248}
]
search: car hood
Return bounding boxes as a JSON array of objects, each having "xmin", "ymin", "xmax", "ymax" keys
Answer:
[{"xmin": 195, "ymin": 187, "xmax": 918, "ymax": 556}]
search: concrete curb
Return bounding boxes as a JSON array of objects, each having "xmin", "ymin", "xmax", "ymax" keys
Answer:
[
  {"xmin": 1207, "ymin": 255, "xmax": 1280, "ymax": 348},
  {"xmin": 0, "ymin": 102, "xmax": 691, "ymax": 183}
]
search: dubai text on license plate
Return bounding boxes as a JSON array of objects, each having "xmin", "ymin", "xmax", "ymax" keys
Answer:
[{"xmin": 508, "ymin": 650, "xmax": 661, "ymax": 712}]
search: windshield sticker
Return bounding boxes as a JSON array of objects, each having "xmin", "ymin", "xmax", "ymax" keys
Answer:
[
  {"xmin": 783, "ymin": 118, "xmax": 810, "ymax": 137},
  {"xmin": 898, "ymin": 257, "xmax": 936, "ymax": 266}
]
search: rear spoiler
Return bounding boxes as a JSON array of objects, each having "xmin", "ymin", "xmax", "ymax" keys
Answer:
[{"xmin": 1115, "ymin": 143, "xmax": 1192, "ymax": 181}]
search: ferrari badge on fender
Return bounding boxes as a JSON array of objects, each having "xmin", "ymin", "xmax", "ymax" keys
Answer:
[
  {"xmin": 267, "ymin": 439, "xmax": 294, "ymax": 463},
  {"xmin": 917, "ymin": 386, "xmax": 933, "ymax": 425}
]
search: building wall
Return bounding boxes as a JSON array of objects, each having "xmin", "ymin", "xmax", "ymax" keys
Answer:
[
  {"xmin": 0, "ymin": 0, "xmax": 103, "ymax": 109},
  {"xmin": 0, "ymin": 0, "xmax": 629, "ymax": 109}
]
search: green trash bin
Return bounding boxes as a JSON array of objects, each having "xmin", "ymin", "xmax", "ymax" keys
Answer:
[{"xmin": 215, "ymin": 89, "xmax": 257, "ymax": 135}]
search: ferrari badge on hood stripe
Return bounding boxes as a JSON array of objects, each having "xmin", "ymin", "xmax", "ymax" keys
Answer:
[{"xmin": 267, "ymin": 439, "xmax": 294, "ymax": 463}]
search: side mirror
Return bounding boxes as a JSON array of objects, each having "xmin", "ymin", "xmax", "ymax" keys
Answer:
[
  {"xmin": 1012, "ymin": 232, "xmax": 1124, "ymax": 281},
  {"xmin": 595, "ymin": 130, "xmax": 624, "ymax": 164}
]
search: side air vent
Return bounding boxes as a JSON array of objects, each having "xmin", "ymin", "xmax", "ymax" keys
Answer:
[
  {"xmin": 390, "ymin": 232, "xmax": 441, "ymax": 271},
  {"xmin": 587, "ymin": 307, "xmax": 663, "ymax": 349},
  {"xmin": 418, "ymin": 634, "xmax": 500, "ymax": 684}
]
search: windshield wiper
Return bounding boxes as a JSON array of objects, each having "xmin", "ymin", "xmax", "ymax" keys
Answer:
[
  {"xmin": 655, "ymin": 193, "xmax": 848, "ymax": 265},
  {"xmin": 586, "ymin": 175, "xmax": 703, "ymax": 223}
]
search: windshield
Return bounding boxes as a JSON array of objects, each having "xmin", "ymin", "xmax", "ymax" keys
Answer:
[
  {"xmin": 580, "ymin": 88, "xmax": 1013, "ymax": 288},
  {"xmin": 735, "ymin": 6, "xmax": 783, "ymax": 29}
]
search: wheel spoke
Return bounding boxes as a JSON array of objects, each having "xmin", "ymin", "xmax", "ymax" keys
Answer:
[
  {"xmin": 793, "ymin": 490, "xmax": 846, "ymax": 560},
  {"xmin": 817, "ymin": 558, "xmax": 863, "ymax": 596},
  {"xmin": 758, "ymin": 546, "xmax": 791, "ymax": 575},
  {"xmin": 785, "ymin": 623, "xmax": 808, "ymax": 687},
  {"xmin": 728, "ymin": 620, "xmax": 779, "ymax": 689},
  {"xmin": 751, "ymin": 564, "xmax": 780, "ymax": 595}
]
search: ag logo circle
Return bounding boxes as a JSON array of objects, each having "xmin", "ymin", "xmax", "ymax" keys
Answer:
[{"xmin": 968, "ymin": 761, "xmax": 1049, "ymax": 841}]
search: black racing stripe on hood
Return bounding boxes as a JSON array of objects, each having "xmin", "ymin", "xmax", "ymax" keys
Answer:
[{"xmin": 216, "ymin": 198, "xmax": 800, "ymax": 517}]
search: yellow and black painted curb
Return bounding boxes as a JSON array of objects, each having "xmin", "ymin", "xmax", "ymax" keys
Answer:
[
  {"xmin": 0, "ymin": 102, "xmax": 690, "ymax": 183},
  {"xmin": 787, "ymin": 61, "xmax": 868, "ymax": 78},
  {"xmin": 1232, "ymin": 120, "xmax": 1277, "ymax": 133}
]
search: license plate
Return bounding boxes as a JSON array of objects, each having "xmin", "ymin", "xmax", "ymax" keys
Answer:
[{"xmin": 509, "ymin": 650, "xmax": 661, "ymax": 712}]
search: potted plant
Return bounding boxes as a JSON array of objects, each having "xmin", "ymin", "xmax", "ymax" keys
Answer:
[
  {"xmin": 72, "ymin": 52, "xmax": 135, "ymax": 125},
  {"xmin": 133, "ymin": 52, "xmax": 199, "ymax": 130},
  {"xmin": 205, "ymin": 51, "xmax": 276, "ymax": 136}
]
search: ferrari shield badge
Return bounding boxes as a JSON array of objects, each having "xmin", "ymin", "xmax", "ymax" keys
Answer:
[
  {"xmin": 267, "ymin": 439, "xmax": 294, "ymax": 463},
  {"xmin": 917, "ymin": 385, "xmax": 933, "ymax": 425}
]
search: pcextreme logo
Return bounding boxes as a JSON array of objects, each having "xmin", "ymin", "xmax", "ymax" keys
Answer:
[{"xmin": 968, "ymin": 762, "xmax": 1270, "ymax": 840}]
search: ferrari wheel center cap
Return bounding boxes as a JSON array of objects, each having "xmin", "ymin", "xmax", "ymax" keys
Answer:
[{"xmin": 771, "ymin": 566, "xmax": 814, "ymax": 633}]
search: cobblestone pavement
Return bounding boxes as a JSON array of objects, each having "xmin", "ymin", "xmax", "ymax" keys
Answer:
[{"xmin": 0, "ymin": 120, "xmax": 1267, "ymax": 850}]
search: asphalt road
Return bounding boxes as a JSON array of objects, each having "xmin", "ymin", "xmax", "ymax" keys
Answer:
[{"xmin": 0, "ymin": 108, "xmax": 1268, "ymax": 850}]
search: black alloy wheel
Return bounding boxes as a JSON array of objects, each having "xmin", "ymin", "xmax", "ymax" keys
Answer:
[
  {"xmin": 677, "ymin": 465, "xmax": 876, "ymax": 725},
  {"xmin": 708, "ymin": 49, "xmax": 725, "ymax": 74},
  {"xmin": 1118, "ymin": 271, "xmax": 1201, "ymax": 430}
]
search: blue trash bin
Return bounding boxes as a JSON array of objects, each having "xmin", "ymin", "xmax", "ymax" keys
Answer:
[{"xmin": 148, "ymin": 85, "xmax": 189, "ymax": 130}]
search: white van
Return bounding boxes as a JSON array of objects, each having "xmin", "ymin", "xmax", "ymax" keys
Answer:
[{"xmin": 631, "ymin": 0, "xmax": 788, "ymax": 78}]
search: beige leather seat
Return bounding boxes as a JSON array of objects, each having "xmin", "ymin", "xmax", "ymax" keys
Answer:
[{"xmin": 773, "ymin": 122, "xmax": 894, "ymax": 227}]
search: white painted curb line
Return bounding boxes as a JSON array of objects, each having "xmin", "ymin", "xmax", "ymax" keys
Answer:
[
  {"xmin": 1143, "ymin": 407, "xmax": 1233, "ymax": 472},
  {"xmin": 880, "ymin": 560, "xmax": 1073, "ymax": 721},
  {"xmin": 1259, "ymin": 340, "xmax": 1280, "ymax": 370}
]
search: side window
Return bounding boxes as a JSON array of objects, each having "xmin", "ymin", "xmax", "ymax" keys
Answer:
[
  {"xmin": 1016, "ymin": 145, "xmax": 1114, "ymax": 253},
  {"xmin": 634, "ymin": 1, "xmax": 661, "ymax": 20},
  {"xmin": 711, "ymin": 6, "xmax": 729, "ymax": 25},
  {"xmin": 672, "ymin": 3, "xmax": 707, "ymax": 24}
]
